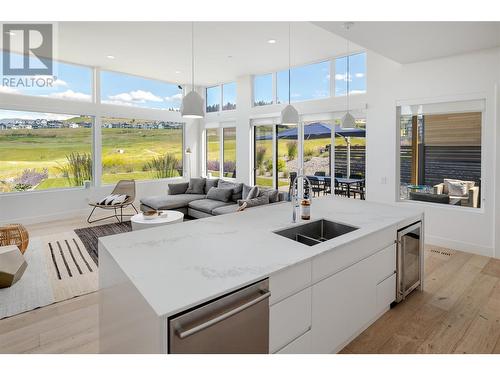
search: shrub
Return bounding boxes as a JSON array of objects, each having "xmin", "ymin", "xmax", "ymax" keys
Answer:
[
  {"xmin": 146, "ymin": 153, "xmax": 181, "ymax": 179},
  {"xmin": 207, "ymin": 160, "xmax": 220, "ymax": 172},
  {"xmin": 13, "ymin": 168, "xmax": 49, "ymax": 191},
  {"xmin": 277, "ymin": 158, "xmax": 286, "ymax": 173},
  {"xmin": 58, "ymin": 152, "xmax": 92, "ymax": 187},
  {"xmin": 256, "ymin": 146, "xmax": 267, "ymax": 168},
  {"xmin": 223, "ymin": 160, "xmax": 236, "ymax": 176},
  {"xmin": 286, "ymin": 141, "xmax": 298, "ymax": 160}
]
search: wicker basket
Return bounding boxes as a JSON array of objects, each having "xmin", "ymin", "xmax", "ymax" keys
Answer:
[{"xmin": 0, "ymin": 224, "xmax": 29, "ymax": 254}]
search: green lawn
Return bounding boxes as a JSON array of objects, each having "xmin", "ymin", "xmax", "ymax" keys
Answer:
[{"xmin": 0, "ymin": 127, "xmax": 183, "ymax": 192}]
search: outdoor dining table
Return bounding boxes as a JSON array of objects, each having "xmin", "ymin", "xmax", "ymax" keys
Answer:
[{"xmin": 306, "ymin": 176, "xmax": 364, "ymax": 198}]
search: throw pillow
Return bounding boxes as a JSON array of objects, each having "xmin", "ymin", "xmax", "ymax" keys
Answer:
[
  {"xmin": 102, "ymin": 194, "xmax": 118, "ymax": 205},
  {"xmin": 205, "ymin": 178, "xmax": 220, "ymax": 194},
  {"xmin": 207, "ymin": 187, "xmax": 233, "ymax": 202},
  {"xmin": 238, "ymin": 195, "xmax": 269, "ymax": 208},
  {"xmin": 259, "ymin": 188, "xmax": 279, "ymax": 203},
  {"xmin": 111, "ymin": 194, "xmax": 128, "ymax": 205},
  {"xmin": 185, "ymin": 177, "xmax": 206, "ymax": 194},
  {"xmin": 447, "ymin": 180, "xmax": 468, "ymax": 197},
  {"xmin": 168, "ymin": 182, "xmax": 189, "ymax": 195},
  {"xmin": 242, "ymin": 183, "xmax": 253, "ymax": 199},
  {"xmin": 218, "ymin": 180, "xmax": 244, "ymax": 201},
  {"xmin": 246, "ymin": 186, "xmax": 259, "ymax": 200}
]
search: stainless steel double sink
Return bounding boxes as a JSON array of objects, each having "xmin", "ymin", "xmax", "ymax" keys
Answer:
[{"xmin": 274, "ymin": 219, "xmax": 359, "ymax": 246}]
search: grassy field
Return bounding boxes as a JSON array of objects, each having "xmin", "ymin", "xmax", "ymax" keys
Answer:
[{"xmin": 0, "ymin": 127, "xmax": 183, "ymax": 192}]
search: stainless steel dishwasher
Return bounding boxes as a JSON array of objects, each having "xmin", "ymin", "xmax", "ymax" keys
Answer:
[
  {"xmin": 396, "ymin": 221, "xmax": 423, "ymax": 302},
  {"xmin": 168, "ymin": 279, "xmax": 270, "ymax": 354}
]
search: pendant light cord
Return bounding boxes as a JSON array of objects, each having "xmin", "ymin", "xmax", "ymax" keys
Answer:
[
  {"xmin": 346, "ymin": 24, "xmax": 350, "ymax": 114},
  {"xmin": 288, "ymin": 22, "xmax": 291, "ymax": 105},
  {"xmin": 191, "ymin": 22, "xmax": 195, "ymax": 93}
]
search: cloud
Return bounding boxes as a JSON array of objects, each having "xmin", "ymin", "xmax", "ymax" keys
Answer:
[
  {"xmin": 52, "ymin": 78, "xmax": 68, "ymax": 87},
  {"xmin": 102, "ymin": 99, "xmax": 136, "ymax": 107},
  {"xmin": 334, "ymin": 73, "xmax": 352, "ymax": 82},
  {"xmin": 0, "ymin": 86, "xmax": 20, "ymax": 94},
  {"xmin": 354, "ymin": 73, "xmax": 365, "ymax": 78},
  {"xmin": 47, "ymin": 90, "xmax": 91, "ymax": 101},
  {"xmin": 164, "ymin": 93, "xmax": 183, "ymax": 103},
  {"xmin": 108, "ymin": 90, "xmax": 163, "ymax": 104}
]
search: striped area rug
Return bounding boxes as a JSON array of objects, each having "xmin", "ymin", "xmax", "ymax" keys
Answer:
[{"xmin": 43, "ymin": 232, "xmax": 98, "ymax": 303}]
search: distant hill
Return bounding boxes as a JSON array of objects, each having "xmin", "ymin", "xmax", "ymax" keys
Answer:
[{"xmin": 64, "ymin": 116, "xmax": 93, "ymax": 123}]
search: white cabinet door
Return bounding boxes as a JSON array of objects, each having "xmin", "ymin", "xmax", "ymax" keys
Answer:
[
  {"xmin": 310, "ymin": 243, "xmax": 396, "ymax": 354},
  {"xmin": 269, "ymin": 288, "xmax": 311, "ymax": 353},
  {"xmin": 311, "ymin": 257, "xmax": 376, "ymax": 353}
]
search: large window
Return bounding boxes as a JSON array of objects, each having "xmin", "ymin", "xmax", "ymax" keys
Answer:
[
  {"xmin": 399, "ymin": 102, "xmax": 482, "ymax": 208},
  {"xmin": 101, "ymin": 117, "xmax": 183, "ymax": 184},
  {"xmin": 206, "ymin": 128, "xmax": 220, "ymax": 177},
  {"xmin": 222, "ymin": 83, "xmax": 237, "ymax": 110},
  {"xmin": 277, "ymin": 125, "xmax": 298, "ymax": 190},
  {"xmin": 101, "ymin": 71, "xmax": 182, "ymax": 110},
  {"xmin": 206, "ymin": 86, "xmax": 221, "ymax": 113},
  {"xmin": 254, "ymin": 125, "xmax": 274, "ymax": 187},
  {"xmin": 335, "ymin": 52, "xmax": 367, "ymax": 96},
  {"xmin": 223, "ymin": 127, "xmax": 236, "ymax": 178},
  {"xmin": 277, "ymin": 61, "xmax": 330, "ymax": 103},
  {"xmin": 253, "ymin": 74, "xmax": 273, "ymax": 106},
  {"xmin": 205, "ymin": 127, "xmax": 237, "ymax": 178},
  {"xmin": 0, "ymin": 109, "xmax": 93, "ymax": 193},
  {"xmin": 0, "ymin": 51, "xmax": 92, "ymax": 101}
]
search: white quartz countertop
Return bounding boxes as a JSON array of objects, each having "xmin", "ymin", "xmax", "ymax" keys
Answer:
[{"xmin": 99, "ymin": 196, "xmax": 423, "ymax": 317}]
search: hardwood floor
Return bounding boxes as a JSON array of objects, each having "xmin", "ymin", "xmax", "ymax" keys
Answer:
[
  {"xmin": 341, "ymin": 247, "xmax": 500, "ymax": 354},
  {"xmin": 1, "ymin": 216, "xmax": 500, "ymax": 353}
]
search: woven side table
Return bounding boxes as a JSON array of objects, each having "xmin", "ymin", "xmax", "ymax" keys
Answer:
[{"xmin": 0, "ymin": 224, "xmax": 29, "ymax": 254}]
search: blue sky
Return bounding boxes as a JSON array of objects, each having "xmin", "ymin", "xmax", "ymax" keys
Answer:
[
  {"xmin": 100, "ymin": 71, "xmax": 182, "ymax": 110},
  {"xmin": 1, "ymin": 51, "xmax": 182, "ymax": 109},
  {"xmin": 0, "ymin": 51, "xmax": 92, "ymax": 100},
  {"xmin": 254, "ymin": 52, "xmax": 367, "ymax": 105}
]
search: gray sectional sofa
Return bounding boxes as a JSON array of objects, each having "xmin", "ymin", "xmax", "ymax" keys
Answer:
[{"xmin": 140, "ymin": 178, "xmax": 286, "ymax": 219}]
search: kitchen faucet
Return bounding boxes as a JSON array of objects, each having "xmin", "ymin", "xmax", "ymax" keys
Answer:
[{"xmin": 291, "ymin": 173, "xmax": 312, "ymax": 223}]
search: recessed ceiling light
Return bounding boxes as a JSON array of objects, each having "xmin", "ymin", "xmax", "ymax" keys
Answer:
[
  {"xmin": 227, "ymin": 55, "xmax": 233, "ymax": 59},
  {"xmin": 106, "ymin": 55, "xmax": 115, "ymax": 60},
  {"xmin": 175, "ymin": 70, "xmax": 181, "ymax": 74},
  {"xmin": 267, "ymin": 39, "xmax": 277, "ymax": 44}
]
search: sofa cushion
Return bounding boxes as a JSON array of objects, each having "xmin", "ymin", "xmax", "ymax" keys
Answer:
[
  {"xmin": 168, "ymin": 182, "xmax": 189, "ymax": 195},
  {"xmin": 218, "ymin": 180, "xmax": 243, "ymax": 201},
  {"xmin": 247, "ymin": 186, "xmax": 259, "ymax": 200},
  {"xmin": 259, "ymin": 188, "xmax": 280, "ymax": 203},
  {"xmin": 206, "ymin": 187, "xmax": 233, "ymax": 202},
  {"xmin": 242, "ymin": 184, "xmax": 254, "ymax": 200},
  {"xmin": 447, "ymin": 180, "xmax": 468, "ymax": 197},
  {"xmin": 443, "ymin": 179, "xmax": 474, "ymax": 195},
  {"xmin": 141, "ymin": 194, "xmax": 206, "ymax": 210},
  {"xmin": 212, "ymin": 204, "xmax": 240, "ymax": 216},
  {"xmin": 205, "ymin": 178, "xmax": 220, "ymax": 194},
  {"xmin": 186, "ymin": 178, "xmax": 206, "ymax": 194},
  {"xmin": 188, "ymin": 199, "xmax": 234, "ymax": 214}
]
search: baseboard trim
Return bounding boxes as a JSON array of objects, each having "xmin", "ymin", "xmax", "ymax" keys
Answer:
[
  {"xmin": 0, "ymin": 208, "xmax": 90, "ymax": 226},
  {"xmin": 426, "ymin": 234, "xmax": 494, "ymax": 258}
]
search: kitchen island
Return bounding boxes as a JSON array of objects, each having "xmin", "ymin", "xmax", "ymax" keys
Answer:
[{"xmin": 99, "ymin": 196, "xmax": 424, "ymax": 354}]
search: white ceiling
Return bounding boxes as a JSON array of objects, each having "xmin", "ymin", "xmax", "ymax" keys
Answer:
[
  {"xmin": 314, "ymin": 21, "xmax": 500, "ymax": 64},
  {"xmin": 52, "ymin": 22, "xmax": 360, "ymax": 86}
]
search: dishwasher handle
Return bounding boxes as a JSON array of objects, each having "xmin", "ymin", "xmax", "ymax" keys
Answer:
[{"xmin": 176, "ymin": 290, "xmax": 271, "ymax": 339}]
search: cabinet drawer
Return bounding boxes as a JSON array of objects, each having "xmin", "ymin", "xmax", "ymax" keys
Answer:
[
  {"xmin": 269, "ymin": 288, "xmax": 311, "ymax": 353},
  {"xmin": 269, "ymin": 261, "xmax": 311, "ymax": 305},
  {"xmin": 376, "ymin": 273, "xmax": 396, "ymax": 312},
  {"xmin": 312, "ymin": 226, "xmax": 396, "ymax": 282},
  {"xmin": 372, "ymin": 243, "xmax": 396, "ymax": 284},
  {"xmin": 276, "ymin": 330, "xmax": 311, "ymax": 354}
]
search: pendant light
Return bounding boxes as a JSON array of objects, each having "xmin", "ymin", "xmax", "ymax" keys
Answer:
[
  {"xmin": 280, "ymin": 23, "xmax": 299, "ymax": 125},
  {"xmin": 181, "ymin": 22, "xmax": 204, "ymax": 118},
  {"xmin": 341, "ymin": 22, "xmax": 356, "ymax": 129}
]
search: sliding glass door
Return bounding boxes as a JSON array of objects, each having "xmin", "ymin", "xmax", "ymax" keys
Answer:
[
  {"xmin": 254, "ymin": 125, "xmax": 274, "ymax": 187},
  {"xmin": 276, "ymin": 125, "xmax": 298, "ymax": 191}
]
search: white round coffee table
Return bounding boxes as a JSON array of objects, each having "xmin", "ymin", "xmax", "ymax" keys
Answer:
[{"xmin": 131, "ymin": 211, "xmax": 184, "ymax": 231}]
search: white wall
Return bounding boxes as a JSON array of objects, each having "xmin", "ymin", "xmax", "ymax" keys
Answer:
[
  {"xmin": 366, "ymin": 48, "xmax": 500, "ymax": 257},
  {"xmin": 204, "ymin": 47, "xmax": 500, "ymax": 258}
]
